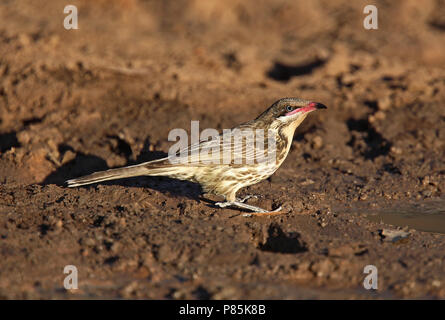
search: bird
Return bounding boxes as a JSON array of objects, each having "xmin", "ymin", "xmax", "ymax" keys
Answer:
[{"xmin": 67, "ymin": 98, "xmax": 326, "ymax": 214}]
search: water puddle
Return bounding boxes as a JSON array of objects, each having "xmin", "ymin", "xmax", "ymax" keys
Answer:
[{"xmin": 362, "ymin": 199, "xmax": 445, "ymax": 234}]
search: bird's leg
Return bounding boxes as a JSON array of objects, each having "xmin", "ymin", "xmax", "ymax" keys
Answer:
[
  {"xmin": 232, "ymin": 201, "xmax": 282, "ymax": 214},
  {"xmin": 215, "ymin": 200, "xmax": 282, "ymax": 215}
]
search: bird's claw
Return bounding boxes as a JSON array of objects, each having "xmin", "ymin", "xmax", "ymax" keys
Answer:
[
  {"xmin": 215, "ymin": 201, "xmax": 232, "ymax": 208},
  {"xmin": 242, "ymin": 205, "xmax": 283, "ymax": 217},
  {"xmin": 237, "ymin": 195, "xmax": 260, "ymax": 203},
  {"xmin": 215, "ymin": 200, "xmax": 283, "ymax": 216}
]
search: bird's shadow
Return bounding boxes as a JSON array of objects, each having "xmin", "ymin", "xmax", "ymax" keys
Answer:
[{"xmin": 41, "ymin": 139, "xmax": 203, "ymax": 201}]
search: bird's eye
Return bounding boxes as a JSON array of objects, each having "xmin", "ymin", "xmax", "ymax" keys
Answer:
[{"xmin": 286, "ymin": 105, "xmax": 293, "ymax": 112}]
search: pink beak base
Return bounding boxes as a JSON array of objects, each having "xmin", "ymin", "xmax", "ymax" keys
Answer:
[{"xmin": 285, "ymin": 102, "xmax": 324, "ymax": 117}]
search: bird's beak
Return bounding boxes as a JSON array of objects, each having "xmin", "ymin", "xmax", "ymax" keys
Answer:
[
  {"xmin": 299, "ymin": 102, "xmax": 327, "ymax": 114},
  {"xmin": 285, "ymin": 102, "xmax": 327, "ymax": 116},
  {"xmin": 308, "ymin": 102, "xmax": 327, "ymax": 110}
]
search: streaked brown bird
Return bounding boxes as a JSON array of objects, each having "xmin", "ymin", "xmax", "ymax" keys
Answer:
[{"xmin": 67, "ymin": 98, "xmax": 326, "ymax": 214}]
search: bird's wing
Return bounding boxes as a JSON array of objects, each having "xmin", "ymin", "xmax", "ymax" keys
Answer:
[{"xmin": 166, "ymin": 127, "xmax": 276, "ymax": 166}]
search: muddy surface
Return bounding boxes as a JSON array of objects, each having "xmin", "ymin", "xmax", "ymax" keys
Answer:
[{"xmin": 1, "ymin": 0, "xmax": 445, "ymax": 299}]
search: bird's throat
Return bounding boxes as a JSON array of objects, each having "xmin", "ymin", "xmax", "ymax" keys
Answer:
[
  {"xmin": 278, "ymin": 114, "xmax": 308, "ymax": 157},
  {"xmin": 281, "ymin": 114, "xmax": 308, "ymax": 139}
]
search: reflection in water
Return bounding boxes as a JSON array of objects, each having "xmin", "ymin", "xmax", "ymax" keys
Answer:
[{"xmin": 363, "ymin": 199, "xmax": 445, "ymax": 234}]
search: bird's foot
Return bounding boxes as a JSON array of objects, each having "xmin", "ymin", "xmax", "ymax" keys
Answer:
[
  {"xmin": 215, "ymin": 201, "xmax": 232, "ymax": 208},
  {"xmin": 240, "ymin": 203, "xmax": 283, "ymax": 217},
  {"xmin": 237, "ymin": 194, "xmax": 261, "ymax": 203},
  {"xmin": 215, "ymin": 200, "xmax": 282, "ymax": 216}
]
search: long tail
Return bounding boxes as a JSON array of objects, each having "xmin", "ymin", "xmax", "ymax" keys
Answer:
[{"xmin": 66, "ymin": 161, "xmax": 177, "ymax": 187}]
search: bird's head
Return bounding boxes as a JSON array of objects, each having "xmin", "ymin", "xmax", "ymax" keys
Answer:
[{"xmin": 256, "ymin": 97, "xmax": 327, "ymax": 129}]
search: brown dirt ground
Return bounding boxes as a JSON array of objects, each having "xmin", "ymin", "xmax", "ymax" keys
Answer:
[{"xmin": 0, "ymin": 0, "xmax": 445, "ymax": 299}]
